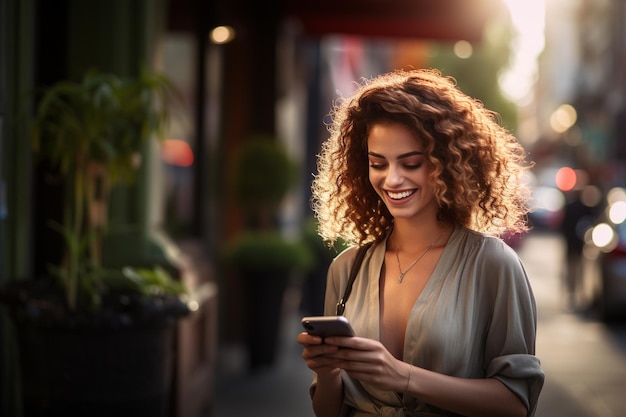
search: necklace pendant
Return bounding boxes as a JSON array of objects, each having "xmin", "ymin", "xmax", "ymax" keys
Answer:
[{"xmin": 394, "ymin": 230, "xmax": 445, "ymax": 284}]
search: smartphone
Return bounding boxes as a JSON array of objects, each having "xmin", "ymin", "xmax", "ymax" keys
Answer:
[{"xmin": 301, "ymin": 315, "xmax": 355, "ymax": 338}]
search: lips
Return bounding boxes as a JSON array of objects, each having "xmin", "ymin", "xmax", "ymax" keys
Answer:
[{"xmin": 386, "ymin": 189, "xmax": 416, "ymax": 200}]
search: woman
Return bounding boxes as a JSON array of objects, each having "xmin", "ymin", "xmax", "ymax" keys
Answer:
[{"xmin": 297, "ymin": 68, "xmax": 544, "ymax": 417}]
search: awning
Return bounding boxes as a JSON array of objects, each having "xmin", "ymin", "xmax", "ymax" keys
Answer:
[{"xmin": 283, "ymin": 0, "xmax": 505, "ymax": 42}]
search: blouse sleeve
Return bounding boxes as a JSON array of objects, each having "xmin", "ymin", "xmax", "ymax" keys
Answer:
[{"xmin": 481, "ymin": 240, "xmax": 545, "ymax": 417}]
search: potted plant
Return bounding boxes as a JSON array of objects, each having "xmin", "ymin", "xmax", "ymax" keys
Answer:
[
  {"xmin": 221, "ymin": 136, "xmax": 313, "ymax": 370},
  {"xmin": 0, "ymin": 68, "xmax": 190, "ymax": 416}
]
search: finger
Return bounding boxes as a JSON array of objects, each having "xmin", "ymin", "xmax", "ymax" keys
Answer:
[
  {"xmin": 296, "ymin": 332, "xmax": 324, "ymax": 346},
  {"xmin": 305, "ymin": 354, "xmax": 344, "ymax": 367},
  {"xmin": 324, "ymin": 336, "xmax": 372, "ymax": 350},
  {"xmin": 304, "ymin": 354, "xmax": 345, "ymax": 373},
  {"xmin": 302, "ymin": 344, "xmax": 341, "ymax": 362}
]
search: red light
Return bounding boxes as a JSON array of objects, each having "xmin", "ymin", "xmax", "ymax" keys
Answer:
[
  {"xmin": 555, "ymin": 167, "xmax": 576, "ymax": 191},
  {"xmin": 161, "ymin": 139, "xmax": 194, "ymax": 167}
]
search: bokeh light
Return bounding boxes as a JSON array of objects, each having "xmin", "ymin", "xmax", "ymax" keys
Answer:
[
  {"xmin": 609, "ymin": 201, "xmax": 626, "ymax": 225},
  {"xmin": 161, "ymin": 139, "xmax": 194, "ymax": 167},
  {"xmin": 453, "ymin": 40, "xmax": 473, "ymax": 59},
  {"xmin": 210, "ymin": 25, "xmax": 236, "ymax": 44},
  {"xmin": 591, "ymin": 223, "xmax": 615, "ymax": 250},
  {"xmin": 555, "ymin": 166, "xmax": 576, "ymax": 191},
  {"xmin": 550, "ymin": 104, "xmax": 577, "ymax": 133}
]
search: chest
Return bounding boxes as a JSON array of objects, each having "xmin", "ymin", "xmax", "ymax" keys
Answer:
[{"xmin": 379, "ymin": 248, "xmax": 444, "ymax": 358}]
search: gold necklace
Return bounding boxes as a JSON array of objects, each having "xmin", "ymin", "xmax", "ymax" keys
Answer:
[{"xmin": 395, "ymin": 232, "xmax": 443, "ymax": 283}]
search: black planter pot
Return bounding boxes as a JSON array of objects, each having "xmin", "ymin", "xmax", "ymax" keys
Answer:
[
  {"xmin": 0, "ymin": 280, "xmax": 189, "ymax": 417},
  {"xmin": 17, "ymin": 322, "xmax": 175, "ymax": 417},
  {"xmin": 242, "ymin": 270, "xmax": 290, "ymax": 371}
]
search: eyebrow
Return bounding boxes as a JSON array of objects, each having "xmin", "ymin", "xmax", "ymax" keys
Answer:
[{"xmin": 367, "ymin": 151, "xmax": 424, "ymax": 159}]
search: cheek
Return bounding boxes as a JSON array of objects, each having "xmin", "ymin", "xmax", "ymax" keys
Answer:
[
  {"xmin": 418, "ymin": 164, "xmax": 435, "ymax": 184},
  {"xmin": 368, "ymin": 169, "xmax": 383, "ymax": 187},
  {"xmin": 368, "ymin": 172, "xmax": 385, "ymax": 199},
  {"xmin": 421, "ymin": 173, "xmax": 438, "ymax": 198}
]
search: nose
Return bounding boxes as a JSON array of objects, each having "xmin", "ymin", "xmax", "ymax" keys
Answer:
[{"xmin": 385, "ymin": 163, "xmax": 404, "ymax": 187}]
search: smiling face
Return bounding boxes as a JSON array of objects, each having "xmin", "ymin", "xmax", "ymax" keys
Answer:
[{"xmin": 367, "ymin": 122, "xmax": 440, "ymax": 223}]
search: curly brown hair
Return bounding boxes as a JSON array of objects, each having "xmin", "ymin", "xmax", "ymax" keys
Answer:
[{"xmin": 311, "ymin": 68, "xmax": 532, "ymax": 247}]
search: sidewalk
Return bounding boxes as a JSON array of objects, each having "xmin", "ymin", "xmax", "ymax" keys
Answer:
[{"xmin": 211, "ymin": 283, "xmax": 316, "ymax": 417}]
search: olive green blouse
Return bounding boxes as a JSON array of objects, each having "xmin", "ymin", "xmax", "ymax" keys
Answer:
[{"xmin": 311, "ymin": 226, "xmax": 544, "ymax": 417}]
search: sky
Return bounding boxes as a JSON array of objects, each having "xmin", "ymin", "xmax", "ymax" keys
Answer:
[{"xmin": 499, "ymin": 0, "xmax": 546, "ymax": 101}]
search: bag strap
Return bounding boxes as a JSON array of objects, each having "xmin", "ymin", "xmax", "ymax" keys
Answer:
[{"xmin": 336, "ymin": 243, "xmax": 372, "ymax": 315}]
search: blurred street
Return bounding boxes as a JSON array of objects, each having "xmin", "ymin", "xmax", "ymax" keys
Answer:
[
  {"xmin": 212, "ymin": 230, "xmax": 626, "ymax": 417},
  {"xmin": 526, "ymin": 232, "xmax": 626, "ymax": 417}
]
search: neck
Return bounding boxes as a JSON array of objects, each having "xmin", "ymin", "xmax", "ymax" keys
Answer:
[{"xmin": 390, "ymin": 220, "xmax": 452, "ymax": 251}]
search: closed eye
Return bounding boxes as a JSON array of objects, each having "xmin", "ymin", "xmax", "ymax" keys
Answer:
[
  {"xmin": 368, "ymin": 151, "xmax": 424, "ymax": 171},
  {"xmin": 404, "ymin": 163, "xmax": 422, "ymax": 170},
  {"xmin": 369, "ymin": 162, "xmax": 387, "ymax": 170},
  {"xmin": 368, "ymin": 162, "xmax": 422, "ymax": 170}
]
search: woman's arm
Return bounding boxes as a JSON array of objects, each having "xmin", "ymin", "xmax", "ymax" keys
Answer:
[
  {"xmin": 311, "ymin": 369, "xmax": 344, "ymax": 417},
  {"xmin": 297, "ymin": 331, "xmax": 347, "ymax": 417},
  {"xmin": 406, "ymin": 363, "xmax": 527, "ymax": 417},
  {"xmin": 324, "ymin": 335, "xmax": 527, "ymax": 417}
]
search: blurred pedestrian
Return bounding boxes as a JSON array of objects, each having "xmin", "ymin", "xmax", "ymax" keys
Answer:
[
  {"xmin": 297, "ymin": 68, "xmax": 544, "ymax": 417},
  {"xmin": 558, "ymin": 187, "xmax": 596, "ymax": 310}
]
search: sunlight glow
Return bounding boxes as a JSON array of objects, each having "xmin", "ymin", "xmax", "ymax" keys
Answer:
[{"xmin": 499, "ymin": 0, "xmax": 546, "ymax": 101}]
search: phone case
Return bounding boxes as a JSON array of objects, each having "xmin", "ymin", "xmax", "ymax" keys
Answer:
[{"xmin": 301, "ymin": 315, "xmax": 355, "ymax": 337}]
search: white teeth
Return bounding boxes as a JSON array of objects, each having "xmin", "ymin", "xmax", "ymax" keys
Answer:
[{"xmin": 387, "ymin": 190, "xmax": 415, "ymax": 200}]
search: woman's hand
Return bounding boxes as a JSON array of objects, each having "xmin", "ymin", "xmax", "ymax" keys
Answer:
[
  {"xmin": 321, "ymin": 335, "xmax": 408, "ymax": 393},
  {"xmin": 297, "ymin": 332, "xmax": 345, "ymax": 378},
  {"xmin": 297, "ymin": 332, "xmax": 347, "ymax": 417},
  {"xmin": 299, "ymin": 333, "xmax": 527, "ymax": 417}
]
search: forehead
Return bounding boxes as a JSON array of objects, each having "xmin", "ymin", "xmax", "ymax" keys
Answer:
[{"xmin": 366, "ymin": 122, "xmax": 423, "ymax": 151}]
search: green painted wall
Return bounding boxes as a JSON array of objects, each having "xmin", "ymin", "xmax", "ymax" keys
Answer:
[{"xmin": 1, "ymin": 0, "xmax": 35, "ymax": 415}]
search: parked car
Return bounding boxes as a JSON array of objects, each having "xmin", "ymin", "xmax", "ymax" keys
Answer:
[{"xmin": 579, "ymin": 187, "xmax": 626, "ymax": 322}]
